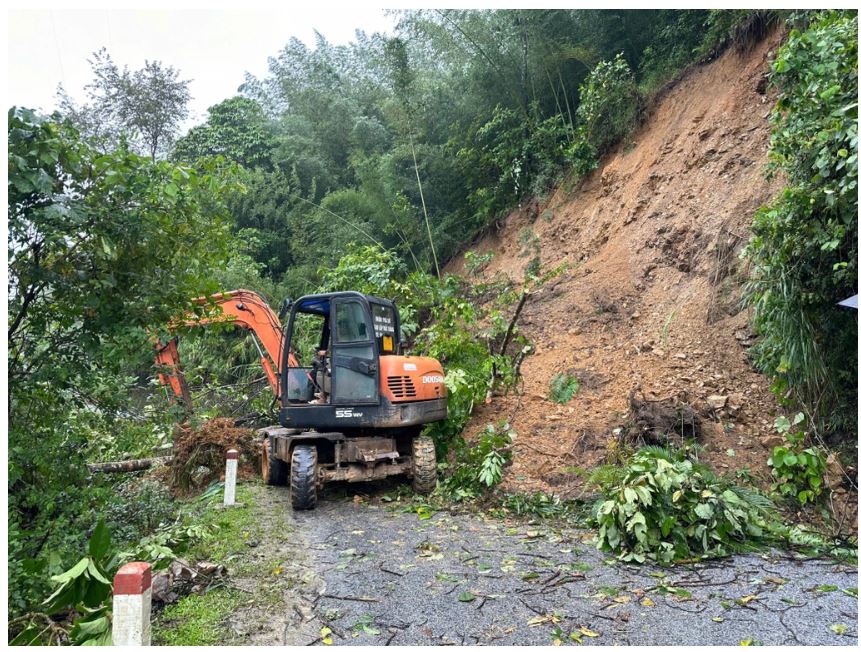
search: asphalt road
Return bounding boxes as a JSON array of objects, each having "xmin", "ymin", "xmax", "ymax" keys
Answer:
[{"xmin": 239, "ymin": 482, "xmax": 858, "ymax": 646}]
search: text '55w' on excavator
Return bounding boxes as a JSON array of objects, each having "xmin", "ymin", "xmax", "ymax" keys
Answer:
[{"xmin": 155, "ymin": 289, "xmax": 447, "ymax": 509}]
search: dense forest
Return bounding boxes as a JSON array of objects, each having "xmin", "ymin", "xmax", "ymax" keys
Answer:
[{"xmin": 8, "ymin": 9, "xmax": 858, "ymax": 643}]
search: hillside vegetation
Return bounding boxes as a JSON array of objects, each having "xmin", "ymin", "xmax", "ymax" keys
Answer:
[{"xmin": 7, "ymin": 9, "xmax": 857, "ymax": 642}]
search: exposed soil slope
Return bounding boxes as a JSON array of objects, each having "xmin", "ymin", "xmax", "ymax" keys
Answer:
[{"xmin": 447, "ymin": 33, "xmax": 789, "ymax": 497}]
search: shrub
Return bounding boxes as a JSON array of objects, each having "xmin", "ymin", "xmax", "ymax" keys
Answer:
[
  {"xmin": 743, "ymin": 11, "xmax": 858, "ymax": 438},
  {"xmin": 767, "ymin": 413, "xmax": 828, "ymax": 505},
  {"xmin": 564, "ymin": 134, "xmax": 598, "ymax": 179},
  {"xmin": 439, "ymin": 422, "xmax": 514, "ymax": 501},
  {"xmin": 464, "ymin": 250, "xmax": 495, "ymax": 275},
  {"xmin": 591, "ymin": 447, "xmax": 774, "ymax": 563},
  {"xmin": 575, "ymin": 54, "xmax": 639, "ymax": 155}
]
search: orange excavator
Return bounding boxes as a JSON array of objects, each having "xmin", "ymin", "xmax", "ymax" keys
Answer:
[{"xmin": 156, "ymin": 289, "xmax": 447, "ymax": 509}]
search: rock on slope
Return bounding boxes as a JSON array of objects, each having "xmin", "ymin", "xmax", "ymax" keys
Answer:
[{"xmin": 447, "ymin": 32, "xmax": 789, "ymax": 497}]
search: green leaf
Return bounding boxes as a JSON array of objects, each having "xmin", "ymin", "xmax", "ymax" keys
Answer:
[
  {"xmin": 86, "ymin": 559, "xmax": 111, "ymax": 585},
  {"xmin": 694, "ymin": 503, "xmax": 714, "ymax": 520},
  {"xmin": 458, "ymin": 591, "xmax": 476, "ymax": 602},
  {"xmin": 48, "ymin": 557, "xmax": 89, "ymax": 586},
  {"xmin": 73, "ymin": 615, "xmax": 109, "ymax": 638},
  {"xmin": 88, "ymin": 520, "xmax": 112, "ymax": 560}
]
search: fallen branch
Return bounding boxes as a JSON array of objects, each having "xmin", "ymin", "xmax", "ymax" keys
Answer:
[
  {"xmin": 486, "ymin": 289, "xmax": 531, "ymax": 403},
  {"xmin": 321, "ymin": 594, "xmax": 381, "ymax": 603},
  {"xmin": 87, "ymin": 456, "xmax": 173, "ymax": 474}
]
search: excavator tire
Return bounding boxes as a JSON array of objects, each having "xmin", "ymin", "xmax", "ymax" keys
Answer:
[
  {"xmin": 262, "ymin": 436, "xmax": 288, "ymax": 486},
  {"xmin": 290, "ymin": 445, "xmax": 318, "ymax": 510},
  {"xmin": 411, "ymin": 436, "xmax": 437, "ymax": 494}
]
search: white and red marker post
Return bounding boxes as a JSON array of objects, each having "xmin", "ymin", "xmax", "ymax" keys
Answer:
[
  {"xmin": 224, "ymin": 449, "xmax": 238, "ymax": 506},
  {"xmin": 112, "ymin": 562, "xmax": 152, "ymax": 646}
]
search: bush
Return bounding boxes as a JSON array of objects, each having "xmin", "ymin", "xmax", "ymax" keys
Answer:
[
  {"xmin": 466, "ymin": 106, "xmax": 573, "ymax": 215},
  {"xmin": 637, "ymin": 10, "xmax": 711, "ymax": 94},
  {"xmin": 575, "ymin": 54, "xmax": 639, "ymax": 155},
  {"xmin": 415, "ymin": 276, "xmax": 527, "ymax": 455},
  {"xmin": 591, "ymin": 447, "xmax": 774, "ymax": 563},
  {"xmin": 439, "ymin": 422, "xmax": 514, "ymax": 501},
  {"xmin": 564, "ymin": 134, "xmax": 598, "ymax": 179},
  {"xmin": 743, "ymin": 11, "xmax": 858, "ymax": 438},
  {"xmin": 767, "ymin": 413, "xmax": 828, "ymax": 505}
]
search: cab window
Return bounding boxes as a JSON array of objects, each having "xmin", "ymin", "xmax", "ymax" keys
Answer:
[{"xmin": 334, "ymin": 301, "xmax": 370, "ymax": 343}]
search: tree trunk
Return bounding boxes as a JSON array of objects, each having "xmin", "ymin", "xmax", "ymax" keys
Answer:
[{"xmin": 87, "ymin": 456, "xmax": 173, "ymax": 473}]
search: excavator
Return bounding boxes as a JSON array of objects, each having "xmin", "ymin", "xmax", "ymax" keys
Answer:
[{"xmin": 155, "ymin": 289, "xmax": 447, "ymax": 509}]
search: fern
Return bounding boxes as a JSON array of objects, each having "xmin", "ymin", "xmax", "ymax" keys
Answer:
[
  {"xmin": 588, "ymin": 464, "xmax": 626, "ymax": 488},
  {"xmin": 549, "ymin": 372, "xmax": 580, "ymax": 404},
  {"xmin": 636, "ymin": 445, "xmax": 678, "ymax": 462},
  {"xmin": 731, "ymin": 485, "xmax": 775, "ymax": 512}
]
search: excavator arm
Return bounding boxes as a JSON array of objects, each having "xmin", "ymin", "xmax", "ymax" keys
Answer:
[{"xmin": 155, "ymin": 289, "xmax": 298, "ymax": 407}]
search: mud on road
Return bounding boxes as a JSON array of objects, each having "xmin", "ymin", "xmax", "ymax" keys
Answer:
[{"xmin": 219, "ymin": 481, "xmax": 857, "ymax": 646}]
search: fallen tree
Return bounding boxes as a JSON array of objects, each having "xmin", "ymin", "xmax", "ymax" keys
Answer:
[{"xmin": 86, "ymin": 456, "xmax": 173, "ymax": 474}]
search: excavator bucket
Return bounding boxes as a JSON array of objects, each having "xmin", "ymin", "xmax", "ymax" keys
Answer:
[{"xmin": 154, "ymin": 337, "xmax": 193, "ymax": 408}]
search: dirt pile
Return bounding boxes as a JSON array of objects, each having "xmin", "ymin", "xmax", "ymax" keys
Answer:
[
  {"xmin": 447, "ymin": 32, "xmax": 790, "ymax": 497},
  {"xmin": 170, "ymin": 418, "xmax": 259, "ymax": 493}
]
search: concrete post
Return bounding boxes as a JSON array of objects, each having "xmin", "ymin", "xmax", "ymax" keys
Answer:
[
  {"xmin": 112, "ymin": 562, "xmax": 152, "ymax": 646},
  {"xmin": 224, "ymin": 449, "xmax": 238, "ymax": 506}
]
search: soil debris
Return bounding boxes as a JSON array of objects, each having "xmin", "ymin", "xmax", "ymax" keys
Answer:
[
  {"xmin": 627, "ymin": 389, "xmax": 700, "ymax": 447},
  {"xmin": 447, "ymin": 31, "xmax": 793, "ymax": 501}
]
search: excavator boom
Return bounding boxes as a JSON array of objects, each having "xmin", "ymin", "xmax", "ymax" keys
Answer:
[{"xmin": 155, "ymin": 289, "xmax": 298, "ymax": 405}]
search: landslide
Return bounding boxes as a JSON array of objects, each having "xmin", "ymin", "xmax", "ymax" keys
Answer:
[{"xmin": 448, "ymin": 32, "xmax": 790, "ymax": 498}]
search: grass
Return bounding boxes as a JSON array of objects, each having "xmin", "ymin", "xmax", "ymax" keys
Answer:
[
  {"xmin": 185, "ymin": 484, "xmax": 258, "ymax": 564},
  {"xmin": 661, "ymin": 309, "xmax": 677, "ymax": 345},
  {"xmin": 154, "ymin": 589, "xmax": 243, "ymax": 645},
  {"xmin": 154, "ymin": 483, "xmax": 261, "ymax": 645}
]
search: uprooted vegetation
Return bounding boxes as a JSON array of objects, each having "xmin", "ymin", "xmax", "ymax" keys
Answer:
[{"xmin": 169, "ymin": 418, "xmax": 258, "ymax": 493}]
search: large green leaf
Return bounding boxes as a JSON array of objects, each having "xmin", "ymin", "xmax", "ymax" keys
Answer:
[{"xmin": 88, "ymin": 520, "xmax": 112, "ymax": 561}]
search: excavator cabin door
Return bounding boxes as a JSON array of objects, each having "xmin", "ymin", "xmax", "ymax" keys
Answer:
[{"xmin": 330, "ymin": 297, "xmax": 379, "ymax": 405}]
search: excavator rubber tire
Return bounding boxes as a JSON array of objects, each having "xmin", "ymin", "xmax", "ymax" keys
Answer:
[
  {"xmin": 290, "ymin": 445, "xmax": 318, "ymax": 510},
  {"xmin": 411, "ymin": 436, "xmax": 437, "ymax": 494},
  {"xmin": 262, "ymin": 436, "xmax": 288, "ymax": 486}
]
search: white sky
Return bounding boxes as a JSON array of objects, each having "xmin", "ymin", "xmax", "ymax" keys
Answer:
[
  {"xmin": 8, "ymin": 6, "xmax": 398, "ymax": 129},
  {"xmin": 6, "ymin": 0, "xmax": 824, "ymax": 131}
]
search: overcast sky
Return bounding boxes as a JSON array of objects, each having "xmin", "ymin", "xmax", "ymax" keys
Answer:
[{"xmin": 8, "ymin": 7, "xmax": 397, "ymax": 130}]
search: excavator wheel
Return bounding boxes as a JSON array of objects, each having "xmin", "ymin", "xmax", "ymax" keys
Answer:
[
  {"xmin": 411, "ymin": 436, "xmax": 437, "ymax": 495},
  {"xmin": 290, "ymin": 445, "xmax": 318, "ymax": 510},
  {"xmin": 262, "ymin": 436, "xmax": 288, "ymax": 486}
]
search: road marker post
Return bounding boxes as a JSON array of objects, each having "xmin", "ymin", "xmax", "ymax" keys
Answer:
[
  {"xmin": 224, "ymin": 449, "xmax": 238, "ymax": 506},
  {"xmin": 112, "ymin": 562, "xmax": 152, "ymax": 645}
]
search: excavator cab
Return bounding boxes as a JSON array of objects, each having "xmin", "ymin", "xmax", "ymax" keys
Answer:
[
  {"xmin": 282, "ymin": 292, "xmax": 394, "ymax": 407},
  {"xmin": 279, "ymin": 291, "xmax": 446, "ymax": 431}
]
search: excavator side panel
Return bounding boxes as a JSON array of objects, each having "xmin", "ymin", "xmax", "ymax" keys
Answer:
[{"xmin": 378, "ymin": 355, "xmax": 446, "ymax": 403}]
